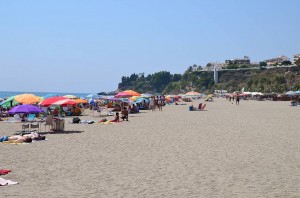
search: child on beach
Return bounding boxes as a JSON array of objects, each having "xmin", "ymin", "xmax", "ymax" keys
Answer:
[{"xmin": 110, "ymin": 112, "xmax": 120, "ymax": 122}]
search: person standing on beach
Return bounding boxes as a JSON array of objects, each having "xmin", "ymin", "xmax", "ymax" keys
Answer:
[
  {"xmin": 149, "ymin": 96, "xmax": 155, "ymax": 111},
  {"xmin": 236, "ymin": 94, "xmax": 240, "ymax": 105}
]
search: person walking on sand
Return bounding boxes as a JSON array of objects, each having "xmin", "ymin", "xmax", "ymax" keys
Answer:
[{"xmin": 236, "ymin": 94, "xmax": 240, "ymax": 105}]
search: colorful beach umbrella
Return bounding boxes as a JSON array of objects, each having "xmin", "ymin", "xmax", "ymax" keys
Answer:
[
  {"xmin": 115, "ymin": 92, "xmax": 133, "ymax": 98},
  {"xmin": 0, "ymin": 96, "xmax": 19, "ymax": 108},
  {"xmin": 8, "ymin": 104, "xmax": 42, "ymax": 114},
  {"xmin": 74, "ymin": 99, "xmax": 88, "ymax": 104},
  {"xmin": 40, "ymin": 96, "xmax": 77, "ymax": 107},
  {"xmin": 123, "ymin": 90, "xmax": 141, "ymax": 96},
  {"xmin": 42, "ymin": 94, "xmax": 60, "ymax": 99},
  {"xmin": 15, "ymin": 94, "xmax": 41, "ymax": 104},
  {"xmin": 185, "ymin": 91, "xmax": 201, "ymax": 96}
]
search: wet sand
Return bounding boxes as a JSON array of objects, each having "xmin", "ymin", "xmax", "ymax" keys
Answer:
[{"xmin": 1, "ymin": 98, "xmax": 299, "ymax": 197}]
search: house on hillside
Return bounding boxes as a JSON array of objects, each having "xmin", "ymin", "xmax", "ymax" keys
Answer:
[
  {"xmin": 293, "ymin": 54, "xmax": 300, "ymax": 63},
  {"xmin": 264, "ymin": 55, "xmax": 289, "ymax": 66},
  {"xmin": 225, "ymin": 56, "xmax": 250, "ymax": 65}
]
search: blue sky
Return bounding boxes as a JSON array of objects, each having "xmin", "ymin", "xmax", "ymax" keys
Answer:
[{"xmin": 1, "ymin": 0, "xmax": 299, "ymax": 93}]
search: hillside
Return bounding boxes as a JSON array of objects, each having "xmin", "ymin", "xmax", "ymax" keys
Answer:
[
  {"xmin": 117, "ymin": 66, "xmax": 300, "ymax": 94},
  {"xmin": 216, "ymin": 66, "xmax": 300, "ymax": 93}
]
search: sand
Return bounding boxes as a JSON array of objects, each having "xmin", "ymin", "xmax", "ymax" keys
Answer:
[{"xmin": 1, "ymin": 98, "xmax": 299, "ymax": 197}]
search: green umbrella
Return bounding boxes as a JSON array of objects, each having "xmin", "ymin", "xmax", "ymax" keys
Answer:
[{"xmin": 0, "ymin": 96, "xmax": 19, "ymax": 108}]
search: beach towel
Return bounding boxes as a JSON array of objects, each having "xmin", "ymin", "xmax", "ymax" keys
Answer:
[
  {"xmin": 0, "ymin": 177, "xmax": 18, "ymax": 186},
  {"xmin": 79, "ymin": 120, "xmax": 95, "ymax": 124},
  {"xmin": 1, "ymin": 142, "xmax": 28, "ymax": 145},
  {"xmin": 0, "ymin": 169, "xmax": 11, "ymax": 175}
]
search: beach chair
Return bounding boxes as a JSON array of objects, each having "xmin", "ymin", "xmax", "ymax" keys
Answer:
[
  {"xmin": 201, "ymin": 104, "xmax": 206, "ymax": 110},
  {"xmin": 21, "ymin": 123, "xmax": 30, "ymax": 133},
  {"xmin": 27, "ymin": 114, "xmax": 36, "ymax": 122},
  {"xmin": 30, "ymin": 123, "xmax": 40, "ymax": 132}
]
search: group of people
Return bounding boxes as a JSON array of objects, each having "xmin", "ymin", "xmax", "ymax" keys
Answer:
[
  {"xmin": 227, "ymin": 94, "xmax": 240, "ymax": 105},
  {"xmin": 42, "ymin": 106, "xmax": 82, "ymax": 117},
  {"xmin": 99, "ymin": 106, "xmax": 129, "ymax": 123},
  {"xmin": 149, "ymin": 96, "xmax": 165, "ymax": 111}
]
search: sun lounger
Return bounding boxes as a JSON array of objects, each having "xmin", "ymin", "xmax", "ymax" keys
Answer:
[{"xmin": 27, "ymin": 114, "xmax": 36, "ymax": 122}]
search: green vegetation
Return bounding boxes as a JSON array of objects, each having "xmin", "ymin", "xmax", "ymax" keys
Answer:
[
  {"xmin": 118, "ymin": 71, "xmax": 182, "ymax": 94},
  {"xmin": 259, "ymin": 61, "xmax": 267, "ymax": 67},
  {"xmin": 295, "ymin": 58, "xmax": 300, "ymax": 66},
  {"xmin": 118, "ymin": 65, "xmax": 300, "ymax": 94}
]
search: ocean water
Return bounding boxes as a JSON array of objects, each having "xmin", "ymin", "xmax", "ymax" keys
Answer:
[{"xmin": 0, "ymin": 91, "xmax": 92, "ymax": 99}]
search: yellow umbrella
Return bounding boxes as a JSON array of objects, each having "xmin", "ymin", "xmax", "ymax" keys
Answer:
[
  {"xmin": 15, "ymin": 93, "xmax": 41, "ymax": 104},
  {"xmin": 131, "ymin": 96, "xmax": 139, "ymax": 101}
]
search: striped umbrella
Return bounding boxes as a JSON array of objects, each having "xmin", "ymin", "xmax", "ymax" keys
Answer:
[{"xmin": 40, "ymin": 96, "xmax": 77, "ymax": 107}]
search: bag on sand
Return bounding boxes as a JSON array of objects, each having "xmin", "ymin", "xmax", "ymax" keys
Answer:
[{"xmin": 73, "ymin": 117, "xmax": 81, "ymax": 123}]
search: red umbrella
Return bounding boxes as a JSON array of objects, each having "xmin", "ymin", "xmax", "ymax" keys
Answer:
[
  {"xmin": 40, "ymin": 96, "xmax": 77, "ymax": 107},
  {"xmin": 115, "ymin": 92, "xmax": 133, "ymax": 98}
]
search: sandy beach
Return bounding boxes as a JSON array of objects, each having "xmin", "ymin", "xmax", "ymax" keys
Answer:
[{"xmin": 1, "ymin": 98, "xmax": 299, "ymax": 197}]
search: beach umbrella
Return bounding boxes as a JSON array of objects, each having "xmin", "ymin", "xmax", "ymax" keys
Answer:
[
  {"xmin": 63, "ymin": 95, "xmax": 78, "ymax": 99},
  {"xmin": 86, "ymin": 94, "xmax": 101, "ymax": 99},
  {"xmin": 141, "ymin": 93, "xmax": 152, "ymax": 98},
  {"xmin": 294, "ymin": 90, "xmax": 300, "ymax": 95},
  {"xmin": 135, "ymin": 98, "xmax": 149, "ymax": 103},
  {"xmin": 123, "ymin": 90, "xmax": 141, "ymax": 96},
  {"xmin": 42, "ymin": 94, "xmax": 59, "ymax": 99},
  {"xmin": 108, "ymin": 97, "xmax": 123, "ymax": 101},
  {"xmin": 185, "ymin": 91, "xmax": 201, "ymax": 97},
  {"xmin": 40, "ymin": 96, "xmax": 77, "ymax": 107},
  {"xmin": 115, "ymin": 92, "xmax": 133, "ymax": 98},
  {"xmin": 15, "ymin": 93, "xmax": 41, "ymax": 104},
  {"xmin": 8, "ymin": 104, "xmax": 42, "ymax": 114},
  {"xmin": 0, "ymin": 96, "xmax": 19, "ymax": 108},
  {"xmin": 74, "ymin": 99, "xmax": 88, "ymax": 104}
]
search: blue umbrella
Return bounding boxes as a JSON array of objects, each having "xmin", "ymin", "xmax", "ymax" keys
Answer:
[
  {"xmin": 43, "ymin": 94, "xmax": 59, "ymax": 99},
  {"xmin": 286, "ymin": 91, "xmax": 295, "ymax": 95},
  {"xmin": 8, "ymin": 104, "xmax": 42, "ymax": 114},
  {"xmin": 86, "ymin": 94, "xmax": 101, "ymax": 99},
  {"xmin": 294, "ymin": 90, "xmax": 300, "ymax": 95}
]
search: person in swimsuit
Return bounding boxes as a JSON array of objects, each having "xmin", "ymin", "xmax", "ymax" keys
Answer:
[
  {"xmin": 0, "ymin": 132, "xmax": 45, "ymax": 143},
  {"xmin": 0, "ymin": 135, "xmax": 32, "ymax": 143},
  {"xmin": 110, "ymin": 112, "xmax": 120, "ymax": 122}
]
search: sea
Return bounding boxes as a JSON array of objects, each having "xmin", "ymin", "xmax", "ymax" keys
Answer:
[{"xmin": 0, "ymin": 91, "xmax": 92, "ymax": 99}]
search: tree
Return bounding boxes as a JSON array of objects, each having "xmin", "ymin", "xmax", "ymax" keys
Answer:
[
  {"xmin": 281, "ymin": 60, "xmax": 292, "ymax": 66},
  {"xmin": 206, "ymin": 63, "xmax": 213, "ymax": 70},
  {"xmin": 259, "ymin": 61, "xmax": 267, "ymax": 67},
  {"xmin": 227, "ymin": 64, "xmax": 238, "ymax": 69},
  {"xmin": 172, "ymin": 74, "xmax": 182, "ymax": 82},
  {"xmin": 151, "ymin": 71, "xmax": 172, "ymax": 93},
  {"xmin": 240, "ymin": 64, "xmax": 248, "ymax": 68}
]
